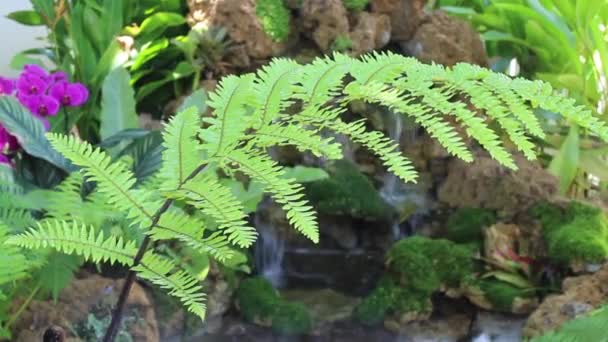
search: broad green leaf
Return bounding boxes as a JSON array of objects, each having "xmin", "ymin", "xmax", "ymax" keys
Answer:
[
  {"xmin": 549, "ymin": 125, "xmax": 580, "ymax": 194},
  {"xmin": 178, "ymin": 89, "xmax": 208, "ymax": 114},
  {"xmin": 483, "ymin": 271, "xmax": 534, "ymax": 289},
  {"xmin": 0, "ymin": 97, "xmax": 73, "ymax": 172},
  {"xmin": 10, "ymin": 53, "xmax": 46, "ymax": 71},
  {"xmin": 137, "ymin": 12, "xmax": 186, "ymax": 45},
  {"xmin": 36, "ymin": 253, "xmax": 81, "ymax": 301},
  {"xmin": 92, "ymin": 40, "xmax": 130, "ymax": 86},
  {"xmin": 117, "ymin": 131, "xmax": 164, "ymax": 181},
  {"xmin": 131, "ymin": 38, "xmax": 170, "ymax": 70},
  {"xmin": 7, "ymin": 10, "xmax": 44, "ymax": 26},
  {"xmin": 99, "ymin": 128, "xmax": 151, "ymax": 150},
  {"xmin": 136, "ymin": 62, "xmax": 195, "ymax": 101},
  {"xmin": 100, "ymin": 67, "xmax": 139, "ymax": 141},
  {"xmin": 219, "ymin": 179, "xmax": 265, "ymax": 214},
  {"xmin": 102, "ymin": 0, "xmax": 124, "ymax": 48},
  {"xmin": 282, "ymin": 166, "xmax": 330, "ymax": 183}
]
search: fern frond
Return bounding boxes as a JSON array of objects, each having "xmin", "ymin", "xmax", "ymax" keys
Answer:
[
  {"xmin": 6, "ymin": 220, "xmax": 138, "ymax": 265},
  {"xmin": 172, "ymin": 174, "xmax": 257, "ymax": 248},
  {"xmin": 0, "ymin": 208, "xmax": 35, "ymax": 232},
  {"xmin": 0, "ymin": 223, "xmax": 30, "ymax": 284},
  {"xmin": 253, "ymin": 124, "xmax": 343, "ymax": 159},
  {"xmin": 295, "ymin": 53, "xmax": 352, "ymax": 106},
  {"xmin": 135, "ymin": 252, "xmax": 206, "ymax": 319},
  {"xmin": 159, "ymin": 107, "xmax": 203, "ymax": 190},
  {"xmin": 252, "ymin": 58, "xmax": 301, "ymax": 128},
  {"xmin": 332, "ymin": 119, "xmax": 418, "ymax": 183},
  {"xmin": 351, "ymin": 51, "xmax": 416, "ymax": 85},
  {"xmin": 150, "ymin": 211, "xmax": 234, "ymax": 262},
  {"xmin": 47, "ymin": 134, "xmax": 156, "ymax": 227},
  {"xmin": 45, "ymin": 172, "xmax": 85, "ymax": 220},
  {"xmin": 344, "ymin": 81, "xmax": 472, "ymax": 163},
  {"xmin": 202, "ymin": 74, "xmax": 256, "ymax": 155},
  {"xmin": 222, "ymin": 150, "xmax": 319, "ymax": 242}
]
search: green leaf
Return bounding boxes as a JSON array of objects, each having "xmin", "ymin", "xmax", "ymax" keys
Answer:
[
  {"xmin": 0, "ymin": 97, "xmax": 73, "ymax": 172},
  {"xmin": 549, "ymin": 125, "xmax": 580, "ymax": 194},
  {"xmin": 37, "ymin": 253, "xmax": 81, "ymax": 301},
  {"xmin": 99, "ymin": 129, "xmax": 151, "ymax": 150},
  {"xmin": 282, "ymin": 166, "xmax": 329, "ymax": 183},
  {"xmin": 6, "ymin": 10, "xmax": 44, "ymax": 26},
  {"xmin": 137, "ymin": 12, "xmax": 186, "ymax": 45},
  {"xmin": 219, "ymin": 179, "xmax": 265, "ymax": 214},
  {"xmin": 10, "ymin": 53, "xmax": 46, "ymax": 71},
  {"xmin": 178, "ymin": 89, "xmax": 208, "ymax": 114},
  {"xmin": 100, "ymin": 67, "xmax": 139, "ymax": 141},
  {"xmin": 136, "ymin": 62, "xmax": 195, "ymax": 101},
  {"xmin": 117, "ymin": 131, "xmax": 164, "ymax": 181}
]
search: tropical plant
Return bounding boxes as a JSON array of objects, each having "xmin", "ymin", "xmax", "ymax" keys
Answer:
[
  {"xmin": 3, "ymin": 52, "xmax": 607, "ymax": 342},
  {"xmin": 435, "ymin": 0, "xmax": 608, "ymax": 197}
]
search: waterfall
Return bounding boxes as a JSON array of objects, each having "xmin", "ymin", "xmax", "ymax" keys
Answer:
[
  {"xmin": 254, "ymin": 206, "xmax": 286, "ymax": 288},
  {"xmin": 379, "ymin": 113, "xmax": 430, "ymax": 240}
]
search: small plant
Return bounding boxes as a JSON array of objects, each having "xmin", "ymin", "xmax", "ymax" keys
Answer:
[
  {"xmin": 3, "ymin": 52, "xmax": 608, "ymax": 342},
  {"xmin": 343, "ymin": 0, "xmax": 369, "ymax": 11},
  {"xmin": 256, "ymin": 0, "xmax": 291, "ymax": 42},
  {"xmin": 331, "ymin": 36, "xmax": 354, "ymax": 53}
]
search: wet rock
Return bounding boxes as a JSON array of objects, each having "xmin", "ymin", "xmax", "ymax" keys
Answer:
[
  {"xmin": 138, "ymin": 113, "xmax": 163, "ymax": 131},
  {"xmin": 405, "ymin": 11, "xmax": 488, "ymax": 66},
  {"xmin": 203, "ymin": 261, "xmax": 235, "ymax": 333},
  {"xmin": 385, "ymin": 308, "xmax": 472, "ymax": 341},
  {"xmin": 13, "ymin": 274, "xmax": 159, "ymax": 342},
  {"xmin": 471, "ymin": 311, "xmax": 527, "ymax": 342},
  {"xmin": 523, "ymin": 263, "xmax": 608, "ymax": 338},
  {"xmin": 370, "ymin": 0, "xmax": 426, "ymax": 41},
  {"xmin": 301, "ymin": 0, "xmax": 350, "ymax": 52},
  {"xmin": 349, "ymin": 12, "xmax": 392, "ymax": 56},
  {"xmin": 186, "ymin": 0, "xmax": 286, "ymax": 66},
  {"xmin": 438, "ymin": 153, "xmax": 558, "ymax": 218}
]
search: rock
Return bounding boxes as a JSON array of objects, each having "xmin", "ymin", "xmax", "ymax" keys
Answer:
[
  {"xmin": 281, "ymin": 288, "xmax": 360, "ymax": 335},
  {"xmin": 203, "ymin": 261, "xmax": 235, "ymax": 333},
  {"xmin": 405, "ymin": 11, "xmax": 488, "ymax": 66},
  {"xmin": 321, "ymin": 216, "xmax": 359, "ymax": 250},
  {"xmin": 385, "ymin": 308, "xmax": 472, "ymax": 341},
  {"xmin": 186, "ymin": 0, "xmax": 286, "ymax": 66},
  {"xmin": 301, "ymin": 0, "xmax": 350, "ymax": 52},
  {"xmin": 370, "ymin": 0, "xmax": 426, "ymax": 41},
  {"xmin": 524, "ymin": 263, "xmax": 608, "ymax": 337},
  {"xmin": 349, "ymin": 12, "xmax": 391, "ymax": 56},
  {"xmin": 483, "ymin": 223, "xmax": 521, "ymax": 263},
  {"xmin": 13, "ymin": 274, "xmax": 159, "ymax": 342},
  {"xmin": 138, "ymin": 113, "xmax": 163, "ymax": 130},
  {"xmin": 438, "ymin": 153, "xmax": 558, "ymax": 218}
]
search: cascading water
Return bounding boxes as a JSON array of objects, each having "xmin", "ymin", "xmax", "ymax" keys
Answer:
[
  {"xmin": 379, "ymin": 112, "xmax": 431, "ymax": 240},
  {"xmin": 253, "ymin": 202, "xmax": 286, "ymax": 288}
]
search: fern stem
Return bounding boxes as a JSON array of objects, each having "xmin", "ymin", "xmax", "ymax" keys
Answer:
[
  {"xmin": 6, "ymin": 285, "xmax": 40, "ymax": 329},
  {"xmin": 103, "ymin": 163, "xmax": 208, "ymax": 342}
]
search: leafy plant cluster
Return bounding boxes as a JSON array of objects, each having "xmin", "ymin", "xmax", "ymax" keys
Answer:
[
  {"xmin": 436, "ymin": 0, "xmax": 608, "ymax": 197},
  {"xmin": 1, "ymin": 50, "xmax": 607, "ymax": 340}
]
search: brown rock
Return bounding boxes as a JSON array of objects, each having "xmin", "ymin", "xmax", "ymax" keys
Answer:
[
  {"xmin": 370, "ymin": 0, "xmax": 426, "ymax": 41},
  {"xmin": 13, "ymin": 275, "xmax": 159, "ymax": 342},
  {"xmin": 349, "ymin": 12, "xmax": 392, "ymax": 56},
  {"xmin": 438, "ymin": 153, "xmax": 558, "ymax": 218},
  {"xmin": 204, "ymin": 261, "xmax": 235, "ymax": 333},
  {"xmin": 524, "ymin": 264, "xmax": 608, "ymax": 337},
  {"xmin": 405, "ymin": 11, "xmax": 488, "ymax": 66},
  {"xmin": 186, "ymin": 0, "xmax": 286, "ymax": 65},
  {"xmin": 301, "ymin": 0, "xmax": 350, "ymax": 51}
]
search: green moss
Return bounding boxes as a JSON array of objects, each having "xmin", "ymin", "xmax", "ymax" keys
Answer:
[
  {"xmin": 532, "ymin": 201, "xmax": 608, "ymax": 264},
  {"xmin": 355, "ymin": 237, "xmax": 474, "ymax": 325},
  {"xmin": 444, "ymin": 208, "xmax": 497, "ymax": 244},
  {"xmin": 342, "ymin": 0, "xmax": 369, "ymax": 11},
  {"xmin": 474, "ymin": 279, "xmax": 534, "ymax": 312},
  {"xmin": 331, "ymin": 36, "xmax": 353, "ymax": 52},
  {"xmin": 256, "ymin": 0, "xmax": 291, "ymax": 42},
  {"xmin": 354, "ymin": 277, "xmax": 431, "ymax": 326},
  {"xmin": 387, "ymin": 236, "xmax": 474, "ymax": 288},
  {"xmin": 237, "ymin": 277, "xmax": 312, "ymax": 334},
  {"xmin": 304, "ymin": 160, "xmax": 395, "ymax": 220}
]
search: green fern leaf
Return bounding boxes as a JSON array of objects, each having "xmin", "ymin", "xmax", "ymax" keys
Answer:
[
  {"xmin": 253, "ymin": 124, "xmax": 343, "ymax": 159},
  {"xmin": 47, "ymin": 134, "xmax": 157, "ymax": 227},
  {"xmin": 135, "ymin": 252, "xmax": 206, "ymax": 319},
  {"xmin": 223, "ymin": 150, "xmax": 319, "ymax": 242},
  {"xmin": 0, "ymin": 223, "xmax": 30, "ymax": 284},
  {"xmin": 172, "ymin": 174, "xmax": 257, "ymax": 248},
  {"xmin": 159, "ymin": 107, "xmax": 203, "ymax": 190},
  {"xmin": 202, "ymin": 74, "xmax": 256, "ymax": 155},
  {"xmin": 150, "ymin": 211, "xmax": 234, "ymax": 262},
  {"xmin": 6, "ymin": 220, "xmax": 138, "ymax": 265},
  {"xmin": 351, "ymin": 51, "xmax": 416, "ymax": 85},
  {"xmin": 295, "ymin": 53, "xmax": 352, "ymax": 106}
]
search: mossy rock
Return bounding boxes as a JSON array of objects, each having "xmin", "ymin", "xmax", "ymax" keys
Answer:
[
  {"xmin": 387, "ymin": 236, "xmax": 475, "ymax": 288},
  {"xmin": 236, "ymin": 277, "xmax": 312, "ymax": 334},
  {"xmin": 531, "ymin": 201, "xmax": 608, "ymax": 265},
  {"xmin": 342, "ymin": 0, "xmax": 369, "ymax": 11},
  {"xmin": 256, "ymin": 0, "xmax": 291, "ymax": 42},
  {"xmin": 354, "ymin": 277, "xmax": 431, "ymax": 326},
  {"xmin": 304, "ymin": 160, "xmax": 395, "ymax": 220},
  {"xmin": 355, "ymin": 236, "xmax": 474, "ymax": 325},
  {"xmin": 467, "ymin": 278, "xmax": 537, "ymax": 314},
  {"xmin": 444, "ymin": 208, "xmax": 497, "ymax": 245}
]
